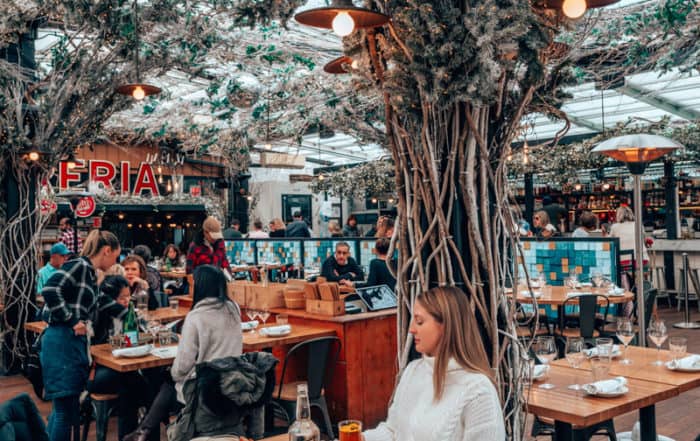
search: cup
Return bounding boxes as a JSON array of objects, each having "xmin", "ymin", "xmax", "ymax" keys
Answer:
[
  {"xmin": 276, "ymin": 314, "xmax": 289, "ymax": 325},
  {"xmin": 169, "ymin": 299, "xmax": 179, "ymax": 310},
  {"xmin": 595, "ymin": 337, "xmax": 614, "ymax": 358},
  {"xmin": 590, "ymin": 355, "xmax": 611, "ymax": 381},
  {"xmin": 669, "ymin": 336, "xmax": 687, "ymax": 362},
  {"xmin": 524, "ymin": 357, "xmax": 536, "ymax": 388},
  {"xmin": 158, "ymin": 329, "xmax": 173, "ymax": 346},
  {"xmin": 109, "ymin": 333, "xmax": 124, "ymax": 349},
  {"xmin": 338, "ymin": 420, "xmax": 362, "ymax": 441}
]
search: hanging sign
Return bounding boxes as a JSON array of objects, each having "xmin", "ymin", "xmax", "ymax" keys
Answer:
[
  {"xmin": 74, "ymin": 196, "xmax": 96, "ymax": 218},
  {"xmin": 92, "ymin": 216, "xmax": 102, "ymax": 228},
  {"xmin": 59, "ymin": 159, "xmax": 160, "ymax": 197},
  {"xmin": 40, "ymin": 199, "xmax": 58, "ymax": 216}
]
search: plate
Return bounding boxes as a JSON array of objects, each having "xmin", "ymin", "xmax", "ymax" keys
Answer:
[
  {"xmin": 665, "ymin": 361, "xmax": 700, "ymax": 372},
  {"xmin": 261, "ymin": 329, "xmax": 292, "ymax": 337},
  {"xmin": 585, "ymin": 386, "xmax": 628, "ymax": 398}
]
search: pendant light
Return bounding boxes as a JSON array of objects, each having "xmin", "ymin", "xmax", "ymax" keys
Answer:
[
  {"xmin": 117, "ymin": 0, "xmax": 161, "ymax": 100},
  {"xmin": 295, "ymin": 0, "xmax": 389, "ymax": 37},
  {"xmin": 537, "ymin": 0, "xmax": 620, "ymax": 19}
]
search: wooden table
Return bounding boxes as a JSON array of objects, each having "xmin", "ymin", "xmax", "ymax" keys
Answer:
[
  {"xmin": 159, "ymin": 270, "xmax": 188, "ymax": 279},
  {"xmin": 514, "ymin": 285, "xmax": 634, "ymax": 306},
  {"xmin": 553, "ymin": 346, "xmax": 700, "ymax": 393},
  {"xmin": 527, "ymin": 364, "xmax": 678, "ymax": 441},
  {"xmin": 24, "ymin": 306, "xmax": 190, "ymax": 335},
  {"xmin": 89, "ymin": 323, "xmax": 335, "ymax": 373}
]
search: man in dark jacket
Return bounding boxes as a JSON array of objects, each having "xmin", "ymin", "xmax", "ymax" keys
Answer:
[
  {"xmin": 321, "ymin": 242, "xmax": 364, "ymax": 287},
  {"xmin": 285, "ymin": 211, "xmax": 310, "ymax": 238}
]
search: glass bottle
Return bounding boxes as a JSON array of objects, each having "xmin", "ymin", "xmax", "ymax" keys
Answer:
[
  {"xmin": 288, "ymin": 383, "xmax": 320, "ymax": 441},
  {"xmin": 123, "ymin": 302, "xmax": 139, "ymax": 347}
]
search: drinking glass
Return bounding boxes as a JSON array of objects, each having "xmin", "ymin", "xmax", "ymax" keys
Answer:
[
  {"xmin": 591, "ymin": 271, "xmax": 603, "ymax": 288},
  {"xmin": 669, "ymin": 336, "xmax": 687, "ymax": 362},
  {"xmin": 147, "ymin": 319, "xmax": 161, "ymax": 345},
  {"xmin": 565, "ymin": 337, "xmax": 586, "ymax": 390},
  {"xmin": 169, "ymin": 298, "xmax": 179, "ymax": 310},
  {"xmin": 524, "ymin": 356, "xmax": 536, "ymax": 388},
  {"xmin": 258, "ymin": 308, "xmax": 271, "ymax": 326},
  {"xmin": 109, "ymin": 330, "xmax": 124, "ymax": 349},
  {"xmin": 533, "ymin": 336, "xmax": 557, "ymax": 389},
  {"xmin": 565, "ymin": 276, "xmax": 577, "ymax": 291},
  {"xmin": 595, "ymin": 337, "xmax": 614, "ymax": 359},
  {"xmin": 276, "ymin": 314, "xmax": 289, "ymax": 325},
  {"xmin": 158, "ymin": 329, "xmax": 173, "ymax": 346},
  {"xmin": 590, "ymin": 355, "xmax": 611, "ymax": 381},
  {"xmin": 536, "ymin": 272, "xmax": 547, "ymax": 289},
  {"xmin": 246, "ymin": 309, "xmax": 259, "ymax": 334},
  {"xmin": 616, "ymin": 318, "xmax": 635, "ymax": 365},
  {"xmin": 338, "ymin": 420, "xmax": 362, "ymax": 441},
  {"xmin": 647, "ymin": 318, "xmax": 668, "ymax": 366}
]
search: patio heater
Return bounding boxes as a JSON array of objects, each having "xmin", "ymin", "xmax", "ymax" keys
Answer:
[{"xmin": 592, "ymin": 134, "xmax": 683, "ymax": 346}]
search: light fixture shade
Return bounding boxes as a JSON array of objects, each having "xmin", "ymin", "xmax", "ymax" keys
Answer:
[
  {"xmin": 537, "ymin": 0, "xmax": 621, "ymax": 9},
  {"xmin": 592, "ymin": 134, "xmax": 683, "ymax": 163},
  {"xmin": 295, "ymin": 0, "xmax": 389, "ymax": 30},
  {"xmin": 116, "ymin": 83, "xmax": 161, "ymax": 98},
  {"xmin": 324, "ymin": 56, "xmax": 353, "ymax": 74}
]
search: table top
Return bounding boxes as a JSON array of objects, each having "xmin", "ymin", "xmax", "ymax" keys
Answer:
[
  {"xmin": 270, "ymin": 307, "xmax": 397, "ymax": 324},
  {"xmin": 513, "ymin": 285, "xmax": 634, "ymax": 305},
  {"xmin": 159, "ymin": 270, "xmax": 188, "ymax": 279},
  {"xmin": 90, "ymin": 323, "xmax": 336, "ymax": 372},
  {"xmin": 526, "ymin": 364, "xmax": 678, "ymax": 427},
  {"xmin": 552, "ymin": 346, "xmax": 700, "ymax": 393}
]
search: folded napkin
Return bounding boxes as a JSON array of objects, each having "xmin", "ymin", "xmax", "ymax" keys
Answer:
[
  {"xmin": 583, "ymin": 376, "xmax": 627, "ymax": 395},
  {"xmin": 241, "ymin": 321, "xmax": 259, "ymax": 331},
  {"xmin": 531, "ymin": 365, "xmax": 548, "ymax": 379},
  {"xmin": 608, "ymin": 287, "xmax": 625, "ymax": 296},
  {"xmin": 260, "ymin": 324, "xmax": 292, "ymax": 336},
  {"xmin": 668, "ymin": 354, "xmax": 700, "ymax": 370},
  {"xmin": 150, "ymin": 346, "xmax": 178, "ymax": 359},
  {"xmin": 584, "ymin": 345, "xmax": 621, "ymax": 357},
  {"xmin": 520, "ymin": 290, "xmax": 542, "ymax": 298},
  {"xmin": 112, "ymin": 344, "xmax": 153, "ymax": 358},
  {"xmin": 580, "ymin": 282, "xmax": 593, "ymax": 287}
]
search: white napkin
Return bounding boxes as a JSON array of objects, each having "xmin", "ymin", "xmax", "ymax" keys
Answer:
[
  {"xmin": 583, "ymin": 376, "xmax": 627, "ymax": 395},
  {"xmin": 520, "ymin": 290, "xmax": 542, "ymax": 298},
  {"xmin": 584, "ymin": 345, "xmax": 621, "ymax": 357},
  {"xmin": 150, "ymin": 346, "xmax": 178, "ymax": 359},
  {"xmin": 241, "ymin": 321, "xmax": 259, "ymax": 331},
  {"xmin": 668, "ymin": 354, "xmax": 700, "ymax": 370},
  {"xmin": 260, "ymin": 324, "xmax": 292, "ymax": 336},
  {"xmin": 608, "ymin": 287, "xmax": 625, "ymax": 296},
  {"xmin": 531, "ymin": 365, "xmax": 548, "ymax": 379},
  {"xmin": 580, "ymin": 282, "xmax": 593, "ymax": 287},
  {"xmin": 112, "ymin": 344, "xmax": 153, "ymax": 358}
]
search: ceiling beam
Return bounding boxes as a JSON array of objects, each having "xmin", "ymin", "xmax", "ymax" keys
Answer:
[
  {"xmin": 616, "ymin": 83, "xmax": 700, "ymax": 121},
  {"xmin": 564, "ymin": 114, "xmax": 603, "ymax": 132}
]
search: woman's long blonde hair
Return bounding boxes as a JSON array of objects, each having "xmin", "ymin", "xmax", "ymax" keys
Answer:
[
  {"xmin": 81, "ymin": 229, "xmax": 120, "ymax": 258},
  {"xmin": 417, "ymin": 286, "xmax": 493, "ymax": 401}
]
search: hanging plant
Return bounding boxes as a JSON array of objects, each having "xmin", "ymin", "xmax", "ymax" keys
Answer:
[{"xmin": 310, "ymin": 160, "xmax": 394, "ymax": 200}]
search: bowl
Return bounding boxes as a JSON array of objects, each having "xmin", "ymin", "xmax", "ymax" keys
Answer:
[{"xmin": 284, "ymin": 298, "xmax": 306, "ymax": 309}]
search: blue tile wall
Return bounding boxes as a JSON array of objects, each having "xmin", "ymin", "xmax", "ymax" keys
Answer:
[
  {"xmin": 256, "ymin": 241, "xmax": 302, "ymax": 265},
  {"xmin": 225, "ymin": 241, "xmax": 256, "ymax": 265}
]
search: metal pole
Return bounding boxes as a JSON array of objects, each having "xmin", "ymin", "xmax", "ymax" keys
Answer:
[
  {"xmin": 674, "ymin": 252, "xmax": 700, "ymax": 329},
  {"xmin": 633, "ymin": 174, "xmax": 647, "ymax": 347}
]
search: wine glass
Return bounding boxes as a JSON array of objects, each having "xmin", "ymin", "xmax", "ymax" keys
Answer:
[
  {"xmin": 246, "ymin": 309, "xmax": 259, "ymax": 334},
  {"xmin": 647, "ymin": 318, "xmax": 668, "ymax": 366},
  {"xmin": 533, "ymin": 336, "xmax": 557, "ymax": 389},
  {"xmin": 258, "ymin": 308, "xmax": 271, "ymax": 327},
  {"xmin": 591, "ymin": 271, "xmax": 603, "ymax": 288},
  {"xmin": 146, "ymin": 319, "xmax": 161, "ymax": 345},
  {"xmin": 616, "ymin": 318, "xmax": 635, "ymax": 365},
  {"xmin": 564, "ymin": 337, "xmax": 586, "ymax": 390}
]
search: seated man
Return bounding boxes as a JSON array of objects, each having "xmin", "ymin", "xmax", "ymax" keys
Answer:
[{"xmin": 321, "ymin": 242, "xmax": 364, "ymax": 287}]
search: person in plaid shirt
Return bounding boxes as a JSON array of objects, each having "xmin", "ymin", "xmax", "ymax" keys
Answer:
[
  {"xmin": 41, "ymin": 229, "xmax": 121, "ymax": 441},
  {"xmin": 59, "ymin": 217, "xmax": 83, "ymax": 255},
  {"xmin": 186, "ymin": 216, "xmax": 231, "ymax": 275}
]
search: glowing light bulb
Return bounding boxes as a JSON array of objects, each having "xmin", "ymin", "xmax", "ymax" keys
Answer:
[
  {"xmin": 371, "ymin": 198, "xmax": 378, "ymax": 204},
  {"xmin": 562, "ymin": 0, "xmax": 587, "ymax": 19},
  {"xmin": 166, "ymin": 181, "xmax": 172, "ymax": 192},
  {"xmin": 350, "ymin": 59, "xmax": 359, "ymax": 69},
  {"xmin": 318, "ymin": 174, "xmax": 325, "ymax": 181},
  {"xmin": 246, "ymin": 195, "xmax": 253, "ymax": 201},
  {"xmin": 602, "ymin": 183, "xmax": 610, "ymax": 190},
  {"xmin": 28, "ymin": 151, "xmax": 40, "ymax": 161},
  {"xmin": 118, "ymin": 213, "xmax": 125, "ymax": 220},
  {"xmin": 575, "ymin": 184, "xmax": 582, "ymax": 191},
  {"xmin": 332, "ymin": 12, "xmax": 355, "ymax": 36},
  {"xmin": 132, "ymin": 86, "xmax": 146, "ymax": 100},
  {"xmin": 264, "ymin": 143, "xmax": 272, "ymax": 150}
]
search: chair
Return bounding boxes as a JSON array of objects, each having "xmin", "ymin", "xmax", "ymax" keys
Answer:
[
  {"xmin": 530, "ymin": 416, "xmax": 617, "ymax": 441},
  {"xmin": 556, "ymin": 294, "xmax": 610, "ymax": 342},
  {"xmin": 80, "ymin": 393, "xmax": 118, "ymax": 441},
  {"xmin": 652, "ymin": 266, "xmax": 671, "ymax": 308},
  {"xmin": 515, "ymin": 303, "xmax": 550, "ymax": 341},
  {"xmin": 272, "ymin": 336, "xmax": 341, "ymax": 438},
  {"xmin": 678, "ymin": 268, "xmax": 700, "ymax": 312}
]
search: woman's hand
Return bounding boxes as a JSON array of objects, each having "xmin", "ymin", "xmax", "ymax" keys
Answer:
[
  {"xmin": 73, "ymin": 321, "xmax": 87, "ymax": 336},
  {"xmin": 130, "ymin": 277, "xmax": 149, "ymax": 290}
]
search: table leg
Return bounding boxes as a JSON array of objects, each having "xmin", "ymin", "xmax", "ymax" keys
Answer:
[
  {"xmin": 554, "ymin": 420, "xmax": 574, "ymax": 441},
  {"xmin": 639, "ymin": 405, "xmax": 657, "ymax": 441}
]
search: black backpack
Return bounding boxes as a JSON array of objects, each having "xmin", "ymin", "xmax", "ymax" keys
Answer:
[{"xmin": 22, "ymin": 330, "xmax": 46, "ymax": 401}]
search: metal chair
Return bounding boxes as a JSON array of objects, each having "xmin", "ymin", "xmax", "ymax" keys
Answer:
[
  {"xmin": 80, "ymin": 393, "xmax": 118, "ymax": 441},
  {"xmin": 272, "ymin": 336, "xmax": 341, "ymax": 438},
  {"xmin": 556, "ymin": 294, "xmax": 610, "ymax": 343},
  {"xmin": 652, "ymin": 265, "xmax": 671, "ymax": 308},
  {"xmin": 678, "ymin": 268, "xmax": 700, "ymax": 312}
]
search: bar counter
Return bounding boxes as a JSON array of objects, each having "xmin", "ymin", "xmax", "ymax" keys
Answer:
[
  {"xmin": 269, "ymin": 307, "xmax": 397, "ymax": 428},
  {"xmin": 650, "ymin": 240, "xmax": 700, "ymax": 289}
]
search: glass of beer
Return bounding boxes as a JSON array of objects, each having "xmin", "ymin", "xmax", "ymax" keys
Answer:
[{"xmin": 339, "ymin": 420, "xmax": 362, "ymax": 441}]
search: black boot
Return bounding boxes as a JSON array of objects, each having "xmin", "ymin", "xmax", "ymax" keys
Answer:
[{"xmin": 122, "ymin": 428, "xmax": 150, "ymax": 441}]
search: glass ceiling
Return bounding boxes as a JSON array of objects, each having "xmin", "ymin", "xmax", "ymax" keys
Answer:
[{"xmin": 30, "ymin": 0, "xmax": 699, "ymax": 167}]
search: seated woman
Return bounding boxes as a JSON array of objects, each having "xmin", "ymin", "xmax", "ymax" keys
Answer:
[
  {"xmin": 359, "ymin": 238, "xmax": 396, "ymax": 291},
  {"xmin": 363, "ymin": 286, "xmax": 505, "ymax": 441},
  {"xmin": 122, "ymin": 254, "xmax": 160, "ymax": 310},
  {"xmin": 123, "ymin": 265, "xmax": 244, "ymax": 441},
  {"xmin": 532, "ymin": 210, "xmax": 557, "ymax": 239},
  {"xmin": 89, "ymin": 275, "xmax": 156, "ymax": 440}
]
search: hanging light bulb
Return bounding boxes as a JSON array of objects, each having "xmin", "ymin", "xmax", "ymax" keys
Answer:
[
  {"xmin": 158, "ymin": 174, "xmax": 163, "ymax": 184},
  {"xmin": 562, "ymin": 0, "xmax": 587, "ymax": 18},
  {"xmin": 332, "ymin": 11, "xmax": 355, "ymax": 36},
  {"xmin": 118, "ymin": 212, "xmax": 125, "ymax": 220},
  {"xmin": 575, "ymin": 184, "xmax": 582, "ymax": 191},
  {"xmin": 166, "ymin": 181, "xmax": 172, "ymax": 192},
  {"xmin": 602, "ymin": 183, "xmax": 610, "ymax": 191},
  {"xmin": 318, "ymin": 174, "xmax": 325, "ymax": 181},
  {"xmin": 27, "ymin": 151, "xmax": 40, "ymax": 161},
  {"xmin": 371, "ymin": 198, "xmax": 378, "ymax": 204},
  {"xmin": 264, "ymin": 143, "xmax": 272, "ymax": 150},
  {"xmin": 132, "ymin": 86, "xmax": 146, "ymax": 100}
]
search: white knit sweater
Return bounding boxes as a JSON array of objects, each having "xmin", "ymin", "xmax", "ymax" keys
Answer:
[{"xmin": 363, "ymin": 357, "xmax": 505, "ymax": 441}]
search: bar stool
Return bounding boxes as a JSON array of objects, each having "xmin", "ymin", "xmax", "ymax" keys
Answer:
[
  {"xmin": 652, "ymin": 267, "xmax": 672, "ymax": 308},
  {"xmin": 681, "ymin": 268, "xmax": 700, "ymax": 312},
  {"xmin": 81, "ymin": 393, "xmax": 118, "ymax": 441}
]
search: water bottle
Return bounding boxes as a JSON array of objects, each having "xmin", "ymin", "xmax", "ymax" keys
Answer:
[{"xmin": 287, "ymin": 383, "xmax": 320, "ymax": 441}]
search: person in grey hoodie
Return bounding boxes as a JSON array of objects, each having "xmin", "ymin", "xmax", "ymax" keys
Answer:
[{"xmin": 123, "ymin": 265, "xmax": 243, "ymax": 441}]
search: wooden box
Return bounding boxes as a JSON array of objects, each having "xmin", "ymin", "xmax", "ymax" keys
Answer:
[
  {"xmin": 305, "ymin": 299, "xmax": 345, "ymax": 316},
  {"xmin": 246, "ymin": 283, "xmax": 286, "ymax": 309}
]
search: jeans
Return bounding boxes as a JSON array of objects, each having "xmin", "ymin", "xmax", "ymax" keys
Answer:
[{"xmin": 47, "ymin": 395, "xmax": 80, "ymax": 441}]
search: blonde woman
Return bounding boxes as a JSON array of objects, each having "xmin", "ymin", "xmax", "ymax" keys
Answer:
[
  {"xmin": 610, "ymin": 205, "xmax": 648, "ymax": 292},
  {"xmin": 363, "ymin": 287, "xmax": 505, "ymax": 441},
  {"xmin": 532, "ymin": 210, "xmax": 557, "ymax": 239},
  {"xmin": 328, "ymin": 219, "xmax": 344, "ymax": 237}
]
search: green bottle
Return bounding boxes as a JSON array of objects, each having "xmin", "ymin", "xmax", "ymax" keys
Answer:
[{"xmin": 123, "ymin": 301, "xmax": 139, "ymax": 347}]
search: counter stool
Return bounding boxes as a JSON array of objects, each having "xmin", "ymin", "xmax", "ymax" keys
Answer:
[
  {"xmin": 652, "ymin": 267, "xmax": 672, "ymax": 308},
  {"xmin": 81, "ymin": 393, "xmax": 118, "ymax": 441},
  {"xmin": 682, "ymin": 268, "xmax": 700, "ymax": 312}
]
